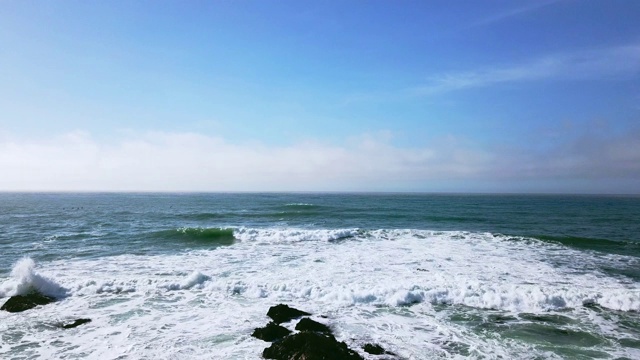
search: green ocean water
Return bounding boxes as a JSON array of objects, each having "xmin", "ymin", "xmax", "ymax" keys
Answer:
[
  {"xmin": 0, "ymin": 193, "xmax": 639, "ymax": 359},
  {"xmin": 1, "ymin": 193, "xmax": 639, "ymax": 267}
]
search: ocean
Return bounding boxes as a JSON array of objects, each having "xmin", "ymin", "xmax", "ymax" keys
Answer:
[{"xmin": 0, "ymin": 192, "xmax": 639, "ymax": 359}]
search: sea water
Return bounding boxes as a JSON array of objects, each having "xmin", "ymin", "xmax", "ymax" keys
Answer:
[{"xmin": 0, "ymin": 193, "xmax": 639, "ymax": 359}]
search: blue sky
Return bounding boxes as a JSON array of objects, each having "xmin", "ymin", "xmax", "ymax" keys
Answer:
[{"xmin": 1, "ymin": 0, "xmax": 639, "ymax": 193}]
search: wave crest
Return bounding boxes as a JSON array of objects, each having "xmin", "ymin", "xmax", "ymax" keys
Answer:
[
  {"xmin": 161, "ymin": 270, "xmax": 211, "ymax": 291},
  {"xmin": 153, "ymin": 227, "xmax": 236, "ymax": 245},
  {"xmin": 234, "ymin": 228, "xmax": 360, "ymax": 243}
]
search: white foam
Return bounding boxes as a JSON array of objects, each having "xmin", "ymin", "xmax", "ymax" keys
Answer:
[
  {"xmin": 0, "ymin": 257, "xmax": 67, "ymax": 298},
  {"xmin": 161, "ymin": 270, "xmax": 210, "ymax": 291},
  {"xmin": 1, "ymin": 229, "xmax": 639, "ymax": 359},
  {"xmin": 234, "ymin": 227, "xmax": 360, "ymax": 243}
]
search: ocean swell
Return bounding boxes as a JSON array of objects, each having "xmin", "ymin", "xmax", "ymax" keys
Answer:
[{"xmin": 152, "ymin": 227, "xmax": 236, "ymax": 246}]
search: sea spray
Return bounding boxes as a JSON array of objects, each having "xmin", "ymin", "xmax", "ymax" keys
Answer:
[{"xmin": 0, "ymin": 257, "xmax": 67, "ymax": 298}]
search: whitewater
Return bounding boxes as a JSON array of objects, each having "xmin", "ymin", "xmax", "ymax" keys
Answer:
[{"xmin": 1, "ymin": 193, "xmax": 639, "ymax": 359}]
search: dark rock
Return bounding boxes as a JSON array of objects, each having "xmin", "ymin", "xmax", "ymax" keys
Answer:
[
  {"xmin": 1, "ymin": 293, "xmax": 55, "ymax": 313},
  {"xmin": 263, "ymin": 331, "xmax": 363, "ymax": 360},
  {"xmin": 62, "ymin": 318, "xmax": 92, "ymax": 329},
  {"xmin": 252, "ymin": 322, "xmax": 292, "ymax": 342},
  {"xmin": 363, "ymin": 343, "xmax": 385, "ymax": 355},
  {"xmin": 582, "ymin": 299, "xmax": 602, "ymax": 311},
  {"xmin": 363, "ymin": 343, "xmax": 396, "ymax": 356},
  {"xmin": 295, "ymin": 317, "xmax": 332, "ymax": 334},
  {"xmin": 267, "ymin": 304, "xmax": 310, "ymax": 324}
]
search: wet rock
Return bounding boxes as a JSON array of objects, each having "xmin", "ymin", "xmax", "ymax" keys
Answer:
[
  {"xmin": 295, "ymin": 317, "xmax": 332, "ymax": 334},
  {"xmin": 582, "ymin": 299, "xmax": 602, "ymax": 311},
  {"xmin": 488, "ymin": 314, "xmax": 517, "ymax": 324},
  {"xmin": 363, "ymin": 343, "xmax": 385, "ymax": 355},
  {"xmin": 363, "ymin": 343, "xmax": 396, "ymax": 356},
  {"xmin": 252, "ymin": 322, "xmax": 292, "ymax": 342},
  {"xmin": 263, "ymin": 331, "xmax": 363, "ymax": 360},
  {"xmin": 61, "ymin": 318, "xmax": 92, "ymax": 329},
  {"xmin": 267, "ymin": 304, "xmax": 310, "ymax": 324},
  {"xmin": 1, "ymin": 293, "xmax": 55, "ymax": 313}
]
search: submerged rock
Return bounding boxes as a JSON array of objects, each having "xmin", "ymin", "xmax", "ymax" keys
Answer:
[
  {"xmin": 252, "ymin": 322, "xmax": 292, "ymax": 342},
  {"xmin": 61, "ymin": 318, "xmax": 92, "ymax": 329},
  {"xmin": 363, "ymin": 343, "xmax": 385, "ymax": 355},
  {"xmin": 363, "ymin": 343, "xmax": 397, "ymax": 356},
  {"xmin": 295, "ymin": 317, "xmax": 332, "ymax": 334},
  {"xmin": 262, "ymin": 331, "xmax": 363, "ymax": 360},
  {"xmin": 267, "ymin": 304, "xmax": 310, "ymax": 324},
  {"xmin": 1, "ymin": 293, "xmax": 55, "ymax": 313}
]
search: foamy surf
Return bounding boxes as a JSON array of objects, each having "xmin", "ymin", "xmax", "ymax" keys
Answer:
[
  {"xmin": 0, "ymin": 258, "xmax": 67, "ymax": 299},
  {"xmin": 1, "ymin": 228, "xmax": 638, "ymax": 359}
]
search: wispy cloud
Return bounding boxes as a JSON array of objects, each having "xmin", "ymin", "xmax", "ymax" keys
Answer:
[
  {"xmin": 467, "ymin": 0, "xmax": 562, "ymax": 28},
  {"xmin": 0, "ymin": 129, "xmax": 638, "ymax": 193},
  {"xmin": 414, "ymin": 44, "xmax": 640, "ymax": 95}
]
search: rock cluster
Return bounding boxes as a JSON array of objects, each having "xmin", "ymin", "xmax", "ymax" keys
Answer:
[
  {"xmin": 253, "ymin": 304, "xmax": 395, "ymax": 359},
  {"xmin": 263, "ymin": 331, "xmax": 363, "ymax": 360},
  {"xmin": 1, "ymin": 291, "xmax": 91, "ymax": 330}
]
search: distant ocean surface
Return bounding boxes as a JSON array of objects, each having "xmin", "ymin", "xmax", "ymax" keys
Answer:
[{"xmin": 1, "ymin": 193, "xmax": 639, "ymax": 359}]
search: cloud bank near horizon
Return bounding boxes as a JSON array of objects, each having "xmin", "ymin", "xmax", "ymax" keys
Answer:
[{"xmin": 0, "ymin": 129, "xmax": 638, "ymax": 193}]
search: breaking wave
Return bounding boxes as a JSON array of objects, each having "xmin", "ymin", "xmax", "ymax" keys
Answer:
[
  {"xmin": 0, "ymin": 258, "xmax": 67, "ymax": 298},
  {"xmin": 530, "ymin": 234, "xmax": 640, "ymax": 257},
  {"xmin": 151, "ymin": 227, "xmax": 236, "ymax": 245},
  {"xmin": 160, "ymin": 270, "xmax": 211, "ymax": 291},
  {"xmin": 233, "ymin": 227, "xmax": 360, "ymax": 243}
]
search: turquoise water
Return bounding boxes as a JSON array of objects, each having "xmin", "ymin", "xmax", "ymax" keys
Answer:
[
  {"xmin": 2, "ymin": 193, "xmax": 639, "ymax": 262},
  {"xmin": 1, "ymin": 193, "xmax": 639, "ymax": 359}
]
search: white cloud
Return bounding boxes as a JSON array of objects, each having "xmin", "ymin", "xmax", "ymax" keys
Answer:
[
  {"xmin": 0, "ymin": 131, "xmax": 490, "ymax": 192},
  {"xmin": 0, "ymin": 129, "xmax": 638, "ymax": 193},
  {"xmin": 415, "ymin": 44, "xmax": 640, "ymax": 95}
]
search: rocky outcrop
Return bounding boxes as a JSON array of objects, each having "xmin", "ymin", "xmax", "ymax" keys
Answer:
[
  {"xmin": 267, "ymin": 304, "xmax": 310, "ymax": 324},
  {"xmin": 255, "ymin": 304, "xmax": 365, "ymax": 360},
  {"xmin": 252, "ymin": 322, "xmax": 292, "ymax": 342},
  {"xmin": 262, "ymin": 331, "xmax": 363, "ymax": 360},
  {"xmin": 1, "ymin": 293, "xmax": 55, "ymax": 313}
]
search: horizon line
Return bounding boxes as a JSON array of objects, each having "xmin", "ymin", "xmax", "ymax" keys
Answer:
[{"xmin": 0, "ymin": 190, "xmax": 638, "ymax": 197}]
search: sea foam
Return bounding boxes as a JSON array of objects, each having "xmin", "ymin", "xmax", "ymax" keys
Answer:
[
  {"xmin": 234, "ymin": 227, "xmax": 360, "ymax": 243},
  {"xmin": 2, "ymin": 229, "xmax": 639, "ymax": 359},
  {"xmin": 161, "ymin": 270, "xmax": 211, "ymax": 290},
  {"xmin": 0, "ymin": 257, "xmax": 67, "ymax": 298}
]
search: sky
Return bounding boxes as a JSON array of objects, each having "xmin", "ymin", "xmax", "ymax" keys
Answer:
[{"xmin": 1, "ymin": 0, "xmax": 639, "ymax": 193}]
